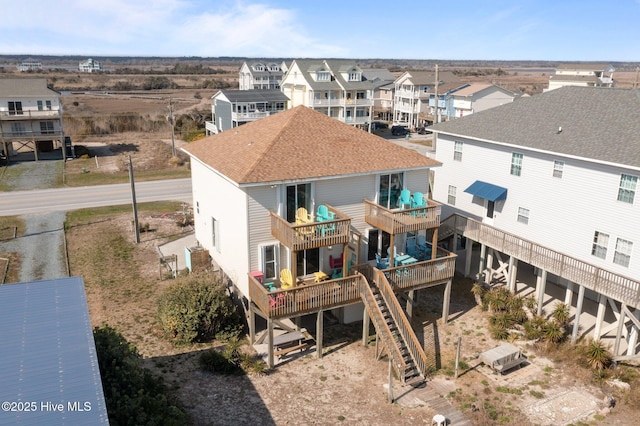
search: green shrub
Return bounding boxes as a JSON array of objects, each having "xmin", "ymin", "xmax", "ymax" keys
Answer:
[
  {"xmin": 93, "ymin": 325, "xmax": 186, "ymax": 425},
  {"xmin": 157, "ymin": 273, "xmax": 238, "ymax": 344}
]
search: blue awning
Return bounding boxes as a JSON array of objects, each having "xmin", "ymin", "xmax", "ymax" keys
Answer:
[{"xmin": 464, "ymin": 180, "xmax": 508, "ymax": 201}]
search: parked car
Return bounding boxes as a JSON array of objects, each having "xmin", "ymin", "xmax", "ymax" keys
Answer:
[
  {"xmin": 371, "ymin": 121, "xmax": 388, "ymax": 131},
  {"xmin": 415, "ymin": 126, "xmax": 432, "ymax": 135},
  {"xmin": 391, "ymin": 125, "xmax": 408, "ymax": 136}
]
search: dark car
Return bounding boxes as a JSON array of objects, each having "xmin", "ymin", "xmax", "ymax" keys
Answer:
[
  {"xmin": 415, "ymin": 126, "xmax": 432, "ymax": 135},
  {"xmin": 371, "ymin": 121, "xmax": 388, "ymax": 131},
  {"xmin": 391, "ymin": 125, "xmax": 408, "ymax": 136}
]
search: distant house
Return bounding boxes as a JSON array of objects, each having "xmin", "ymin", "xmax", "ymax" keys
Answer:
[
  {"xmin": 0, "ymin": 78, "xmax": 67, "ymax": 162},
  {"xmin": 0, "ymin": 277, "xmax": 109, "ymax": 425},
  {"xmin": 431, "ymin": 86, "xmax": 640, "ymax": 357},
  {"xmin": 183, "ymin": 106, "xmax": 455, "ymax": 371},
  {"xmin": 205, "ymin": 89, "xmax": 290, "ymax": 134},
  {"xmin": 393, "ymin": 70, "xmax": 464, "ymax": 128},
  {"xmin": 79, "ymin": 58, "xmax": 103, "ymax": 73},
  {"xmin": 362, "ymin": 68, "xmax": 396, "ymax": 121},
  {"xmin": 445, "ymin": 83, "xmax": 519, "ymax": 119},
  {"xmin": 546, "ymin": 63, "xmax": 614, "ymax": 91},
  {"xmin": 239, "ymin": 61, "xmax": 288, "ymax": 90},
  {"xmin": 16, "ymin": 61, "xmax": 42, "ymax": 72},
  {"xmin": 280, "ymin": 59, "xmax": 379, "ymax": 127}
]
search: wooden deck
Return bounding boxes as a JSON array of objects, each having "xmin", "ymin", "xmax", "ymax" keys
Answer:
[
  {"xmin": 442, "ymin": 214, "xmax": 640, "ymax": 309},
  {"xmin": 270, "ymin": 204, "xmax": 351, "ymax": 251},
  {"xmin": 364, "ymin": 199, "xmax": 441, "ymax": 235},
  {"xmin": 249, "ymin": 254, "xmax": 457, "ymax": 320}
]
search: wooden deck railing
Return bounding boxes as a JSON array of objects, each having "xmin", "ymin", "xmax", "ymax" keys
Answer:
[
  {"xmin": 374, "ymin": 269, "xmax": 432, "ymax": 377},
  {"xmin": 382, "ymin": 251, "xmax": 457, "ymax": 292},
  {"xmin": 441, "ymin": 214, "xmax": 640, "ymax": 309},
  {"xmin": 248, "ymin": 273, "xmax": 365, "ymax": 319},
  {"xmin": 364, "ymin": 199, "xmax": 441, "ymax": 235},
  {"xmin": 360, "ymin": 275, "xmax": 407, "ymax": 379},
  {"xmin": 270, "ymin": 205, "xmax": 351, "ymax": 251}
]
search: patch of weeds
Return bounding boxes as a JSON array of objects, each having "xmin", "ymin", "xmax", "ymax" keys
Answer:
[
  {"xmin": 334, "ymin": 376, "xmax": 340, "ymax": 380},
  {"xmin": 528, "ymin": 379, "xmax": 548, "ymax": 387},
  {"xmin": 320, "ymin": 376, "xmax": 327, "ymax": 382},
  {"xmin": 481, "ymin": 379, "xmax": 489, "ymax": 386},
  {"xmin": 463, "ymin": 330, "xmax": 472, "ymax": 335},
  {"xmin": 529, "ymin": 390, "xmax": 545, "ymax": 399},
  {"xmin": 543, "ymin": 366, "xmax": 554, "ymax": 373},
  {"xmin": 337, "ymin": 416, "xmax": 345, "ymax": 421},
  {"xmin": 496, "ymin": 386, "xmax": 522, "ymax": 395},
  {"xmin": 317, "ymin": 365, "xmax": 325, "ymax": 370},
  {"xmin": 593, "ymin": 414, "xmax": 605, "ymax": 421}
]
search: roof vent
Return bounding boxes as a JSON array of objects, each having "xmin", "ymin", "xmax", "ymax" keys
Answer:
[{"xmin": 556, "ymin": 126, "xmax": 562, "ymax": 134}]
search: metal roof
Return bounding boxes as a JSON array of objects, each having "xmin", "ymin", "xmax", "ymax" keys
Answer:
[
  {"xmin": 0, "ymin": 277, "xmax": 109, "ymax": 425},
  {"xmin": 431, "ymin": 86, "xmax": 640, "ymax": 170}
]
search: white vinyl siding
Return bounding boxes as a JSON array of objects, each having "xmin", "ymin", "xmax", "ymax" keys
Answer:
[
  {"xmin": 432, "ymin": 133, "xmax": 640, "ymax": 277},
  {"xmin": 247, "ymin": 186, "xmax": 279, "ymax": 273}
]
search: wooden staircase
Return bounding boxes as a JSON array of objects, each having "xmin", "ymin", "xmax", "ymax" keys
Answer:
[{"xmin": 361, "ymin": 269, "xmax": 433, "ymax": 384}]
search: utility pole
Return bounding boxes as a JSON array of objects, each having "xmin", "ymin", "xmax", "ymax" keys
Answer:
[
  {"xmin": 128, "ymin": 155, "xmax": 140, "ymax": 244},
  {"xmin": 168, "ymin": 97, "xmax": 176, "ymax": 157},
  {"xmin": 433, "ymin": 64, "xmax": 439, "ymax": 124},
  {"xmin": 634, "ymin": 67, "xmax": 639, "ymax": 89}
]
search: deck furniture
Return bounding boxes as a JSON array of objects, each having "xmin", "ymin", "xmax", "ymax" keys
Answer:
[
  {"xmin": 396, "ymin": 189, "xmax": 412, "ymax": 209},
  {"xmin": 280, "ymin": 268, "xmax": 294, "ymax": 289},
  {"xmin": 479, "ymin": 343, "xmax": 527, "ymax": 374},
  {"xmin": 375, "ymin": 253, "xmax": 390, "ymax": 269}
]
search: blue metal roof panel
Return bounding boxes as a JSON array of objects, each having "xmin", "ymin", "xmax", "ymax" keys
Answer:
[
  {"xmin": 464, "ymin": 180, "xmax": 508, "ymax": 201},
  {"xmin": 0, "ymin": 277, "xmax": 109, "ymax": 425}
]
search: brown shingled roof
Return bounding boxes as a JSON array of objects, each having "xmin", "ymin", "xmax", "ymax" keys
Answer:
[{"xmin": 182, "ymin": 106, "xmax": 440, "ymax": 184}]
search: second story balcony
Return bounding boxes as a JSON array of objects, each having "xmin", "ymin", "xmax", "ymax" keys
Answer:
[
  {"xmin": 364, "ymin": 199, "xmax": 441, "ymax": 235},
  {"xmin": 0, "ymin": 109, "xmax": 62, "ymax": 120},
  {"xmin": 270, "ymin": 204, "xmax": 351, "ymax": 251},
  {"xmin": 232, "ymin": 111, "xmax": 271, "ymax": 121}
]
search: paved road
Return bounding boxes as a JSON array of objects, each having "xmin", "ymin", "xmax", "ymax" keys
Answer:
[{"xmin": 0, "ymin": 178, "xmax": 192, "ymax": 216}]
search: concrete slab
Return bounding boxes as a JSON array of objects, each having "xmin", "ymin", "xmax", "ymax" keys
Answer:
[
  {"xmin": 157, "ymin": 232, "xmax": 198, "ymax": 274},
  {"xmin": 523, "ymin": 388, "xmax": 601, "ymax": 425}
]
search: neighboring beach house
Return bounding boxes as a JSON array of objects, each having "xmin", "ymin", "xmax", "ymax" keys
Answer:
[
  {"xmin": 239, "ymin": 61, "xmax": 288, "ymax": 90},
  {"xmin": 430, "ymin": 86, "xmax": 640, "ymax": 358},
  {"xmin": 206, "ymin": 89, "xmax": 290, "ymax": 134},
  {"xmin": 79, "ymin": 58, "xmax": 103, "ymax": 73},
  {"xmin": 182, "ymin": 106, "xmax": 456, "ymax": 373},
  {"xmin": 0, "ymin": 78, "xmax": 67, "ymax": 161},
  {"xmin": 546, "ymin": 63, "xmax": 615, "ymax": 91},
  {"xmin": 393, "ymin": 70, "xmax": 463, "ymax": 129},
  {"xmin": 280, "ymin": 60, "xmax": 379, "ymax": 127},
  {"xmin": 445, "ymin": 83, "xmax": 519, "ymax": 119}
]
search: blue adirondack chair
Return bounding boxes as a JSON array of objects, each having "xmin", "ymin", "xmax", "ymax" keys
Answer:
[
  {"xmin": 375, "ymin": 253, "xmax": 390, "ymax": 269},
  {"xmin": 316, "ymin": 204, "xmax": 336, "ymax": 235},
  {"xmin": 396, "ymin": 189, "xmax": 412, "ymax": 209},
  {"xmin": 411, "ymin": 192, "xmax": 427, "ymax": 217}
]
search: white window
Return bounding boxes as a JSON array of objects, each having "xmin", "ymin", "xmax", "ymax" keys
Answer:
[
  {"xmin": 517, "ymin": 207, "xmax": 529, "ymax": 224},
  {"xmin": 617, "ymin": 174, "xmax": 637, "ymax": 204},
  {"xmin": 211, "ymin": 217, "xmax": 219, "ymax": 252},
  {"xmin": 45, "ymin": 100, "xmax": 52, "ymax": 110},
  {"xmin": 348, "ymin": 71, "xmax": 360, "ymax": 81},
  {"xmin": 317, "ymin": 71, "xmax": 330, "ymax": 81},
  {"xmin": 613, "ymin": 238, "xmax": 632, "ymax": 267},
  {"xmin": 511, "ymin": 153, "xmax": 523, "ymax": 176},
  {"xmin": 453, "ymin": 141, "xmax": 463, "ymax": 161},
  {"xmin": 37, "ymin": 100, "xmax": 43, "ymax": 111},
  {"xmin": 553, "ymin": 160, "xmax": 564, "ymax": 178},
  {"xmin": 592, "ymin": 231, "xmax": 609, "ymax": 259},
  {"xmin": 10, "ymin": 122, "xmax": 26, "ymax": 136},
  {"xmin": 261, "ymin": 244, "xmax": 278, "ymax": 280},
  {"xmin": 39, "ymin": 121, "xmax": 54, "ymax": 134},
  {"xmin": 447, "ymin": 185, "xmax": 456, "ymax": 205}
]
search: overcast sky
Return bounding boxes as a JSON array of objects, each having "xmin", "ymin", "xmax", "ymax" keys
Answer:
[{"xmin": 1, "ymin": 0, "xmax": 639, "ymax": 61}]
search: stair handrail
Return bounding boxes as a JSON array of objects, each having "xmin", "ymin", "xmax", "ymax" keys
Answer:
[
  {"xmin": 373, "ymin": 268, "xmax": 430, "ymax": 378},
  {"xmin": 360, "ymin": 279, "xmax": 407, "ymax": 378}
]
